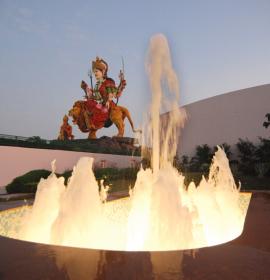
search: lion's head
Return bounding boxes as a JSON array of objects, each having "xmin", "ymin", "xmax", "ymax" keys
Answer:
[
  {"xmin": 68, "ymin": 101, "xmax": 83, "ymax": 124},
  {"xmin": 68, "ymin": 100, "xmax": 89, "ymax": 132}
]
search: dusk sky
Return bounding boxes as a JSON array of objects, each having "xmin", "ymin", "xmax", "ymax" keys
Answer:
[{"xmin": 0, "ymin": 0, "xmax": 269, "ymax": 139}]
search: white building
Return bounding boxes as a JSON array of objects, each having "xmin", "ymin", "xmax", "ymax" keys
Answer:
[{"xmin": 178, "ymin": 84, "xmax": 270, "ymax": 157}]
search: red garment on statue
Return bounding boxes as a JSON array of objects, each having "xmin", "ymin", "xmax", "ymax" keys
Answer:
[
  {"xmin": 83, "ymin": 78, "xmax": 121, "ymax": 129},
  {"xmin": 85, "ymin": 99, "xmax": 109, "ymax": 129}
]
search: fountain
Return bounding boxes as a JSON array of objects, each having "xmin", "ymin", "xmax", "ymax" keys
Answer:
[{"xmin": 0, "ymin": 34, "xmax": 251, "ymax": 253}]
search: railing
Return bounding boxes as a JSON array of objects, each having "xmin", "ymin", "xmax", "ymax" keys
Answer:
[{"xmin": 0, "ymin": 134, "xmax": 30, "ymax": 141}]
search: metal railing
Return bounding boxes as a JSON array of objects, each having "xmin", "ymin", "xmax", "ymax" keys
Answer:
[{"xmin": 0, "ymin": 134, "xmax": 30, "ymax": 141}]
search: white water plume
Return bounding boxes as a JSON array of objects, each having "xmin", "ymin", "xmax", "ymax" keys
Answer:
[
  {"xmin": 13, "ymin": 148, "xmax": 249, "ymax": 251},
  {"xmin": 144, "ymin": 33, "xmax": 186, "ymax": 172},
  {"xmin": 8, "ymin": 34, "xmax": 251, "ymax": 252}
]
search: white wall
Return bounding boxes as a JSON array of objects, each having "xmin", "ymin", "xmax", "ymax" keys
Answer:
[
  {"xmin": 0, "ymin": 146, "xmax": 141, "ymax": 187},
  {"xmin": 178, "ymin": 84, "xmax": 270, "ymax": 157}
]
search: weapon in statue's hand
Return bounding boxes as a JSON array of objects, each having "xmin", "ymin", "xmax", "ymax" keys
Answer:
[
  {"xmin": 121, "ymin": 56, "xmax": 125, "ymax": 77},
  {"xmin": 116, "ymin": 57, "xmax": 125, "ymax": 105},
  {"xmin": 120, "ymin": 56, "xmax": 125, "ymax": 84},
  {"xmin": 86, "ymin": 69, "xmax": 94, "ymax": 99}
]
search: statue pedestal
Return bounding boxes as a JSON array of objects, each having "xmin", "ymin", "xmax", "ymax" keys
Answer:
[
  {"xmin": 94, "ymin": 136, "xmax": 140, "ymax": 155},
  {"xmin": 111, "ymin": 136, "xmax": 139, "ymax": 145},
  {"xmin": 52, "ymin": 136, "xmax": 141, "ymax": 156}
]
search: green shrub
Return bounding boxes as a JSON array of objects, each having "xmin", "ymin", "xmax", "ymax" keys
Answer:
[
  {"xmin": 6, "ymin": 169, "xmax": 51, "ymax": 194},
  {"xmin": 5, "ymin": 167, "xmax": 140, "ymax": 194},
  {"xmin": 61, "ymin": 170, "xmax": 72, "ymax": 185},
  {"xmin": 94, "ymin": 167, "xmax": 139, "ymax": 183}
]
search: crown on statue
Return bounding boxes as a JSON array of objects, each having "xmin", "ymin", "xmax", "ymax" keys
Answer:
[{"xmin": 92, "ymin": 56, "xmax": 108, "ymax": 76}]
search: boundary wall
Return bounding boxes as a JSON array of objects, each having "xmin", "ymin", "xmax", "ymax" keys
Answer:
[{"xmin": 0, "ymin": 146, "xmax": 141, "ymax": 188}]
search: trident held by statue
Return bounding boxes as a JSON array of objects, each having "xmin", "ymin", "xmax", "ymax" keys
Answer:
[{"xmin": 88, "ymin": 69, "xmax": 94, "ymax": 90}]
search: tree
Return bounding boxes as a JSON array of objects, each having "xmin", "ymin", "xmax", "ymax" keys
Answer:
[
  {"xmin": 255, "ymin": 137, "xmax": 270, "ymax": 177},
  {"xmin": 181, "ymin": 155, "xmax": 189, "ymax": 166},
  {"xmin": 175, "ymin": 155, "xmax": 190, "ymax": 172},
  {"xmin": 263, "ymin": 113, "xmax": 270, "ymax": 129},
  {"xmin": 236, "ymin": 138, "xmax": 256, "ymax": 175},
  {"xmin": 191, "ymin": 144, "xmax": 213, "ymax": 171},
  {"xmin": 256, "ymin": 137, "xmax": 270, "ymax": 162}
]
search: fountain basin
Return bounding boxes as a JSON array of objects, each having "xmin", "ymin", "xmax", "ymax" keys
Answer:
[
  {"xmin": 0, "ymin": 192, "xmax": 251, "ymax": 251},
  {"xmin": 1, "ymin": 191, "xmax": 270, "ymax": 280}
]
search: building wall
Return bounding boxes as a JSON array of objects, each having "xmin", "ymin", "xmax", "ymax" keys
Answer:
[
  {"xmin": 0, "ymin": 146, "xmax": 141, "ymax": 187},
  {"xmin": 178, "ymin": 84, "xmax": 270, "ymax": 157}
]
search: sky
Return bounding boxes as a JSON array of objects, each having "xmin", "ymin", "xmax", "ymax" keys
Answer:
[{"xmin": 0, "ymin": 0, "xmax": 270, "ymax": 139}]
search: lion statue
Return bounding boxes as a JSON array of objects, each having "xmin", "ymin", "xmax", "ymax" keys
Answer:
[{"xmin": 68, "ymin": 100, "xmax": 138, "ymax": 139}]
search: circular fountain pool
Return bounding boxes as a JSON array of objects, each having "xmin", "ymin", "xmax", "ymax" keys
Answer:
[
  {"xmin": 0, "ymin": 184, "xmax": 251, "ymax": 252},
  {"xmin": 2, "ymin": 192, "xmax": 270, "ymax": 280}
]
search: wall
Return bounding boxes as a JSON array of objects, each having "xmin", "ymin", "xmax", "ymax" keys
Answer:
[
  {"xmin": 178, "ymin": 84, "xmax": 270, "ymax": 157},
  {"xmin": 0, "ymin": 146, "xmax": 141, "ymax": 187}
]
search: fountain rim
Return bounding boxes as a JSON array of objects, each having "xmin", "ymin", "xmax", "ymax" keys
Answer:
[{"xmin": 0, "ymin": 192, "xmax": 252, "ymax": 252}]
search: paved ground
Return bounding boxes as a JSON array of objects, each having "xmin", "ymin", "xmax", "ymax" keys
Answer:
[
  {"xmin": 0, "ymin": 187, "xmax": 6, "ymax": 195},
  {"xmin": 0, "ymin": 199, "xmax": 33, "ymax": 211}
]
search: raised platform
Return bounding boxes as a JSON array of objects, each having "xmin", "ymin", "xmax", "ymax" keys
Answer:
[
  {"xmin": 68, "ymin": 136, "xmax": 140, "ymax": 155},
  {"xmin": 0, "ymin": 136, "xmax": 141, "ymax": 156}
]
